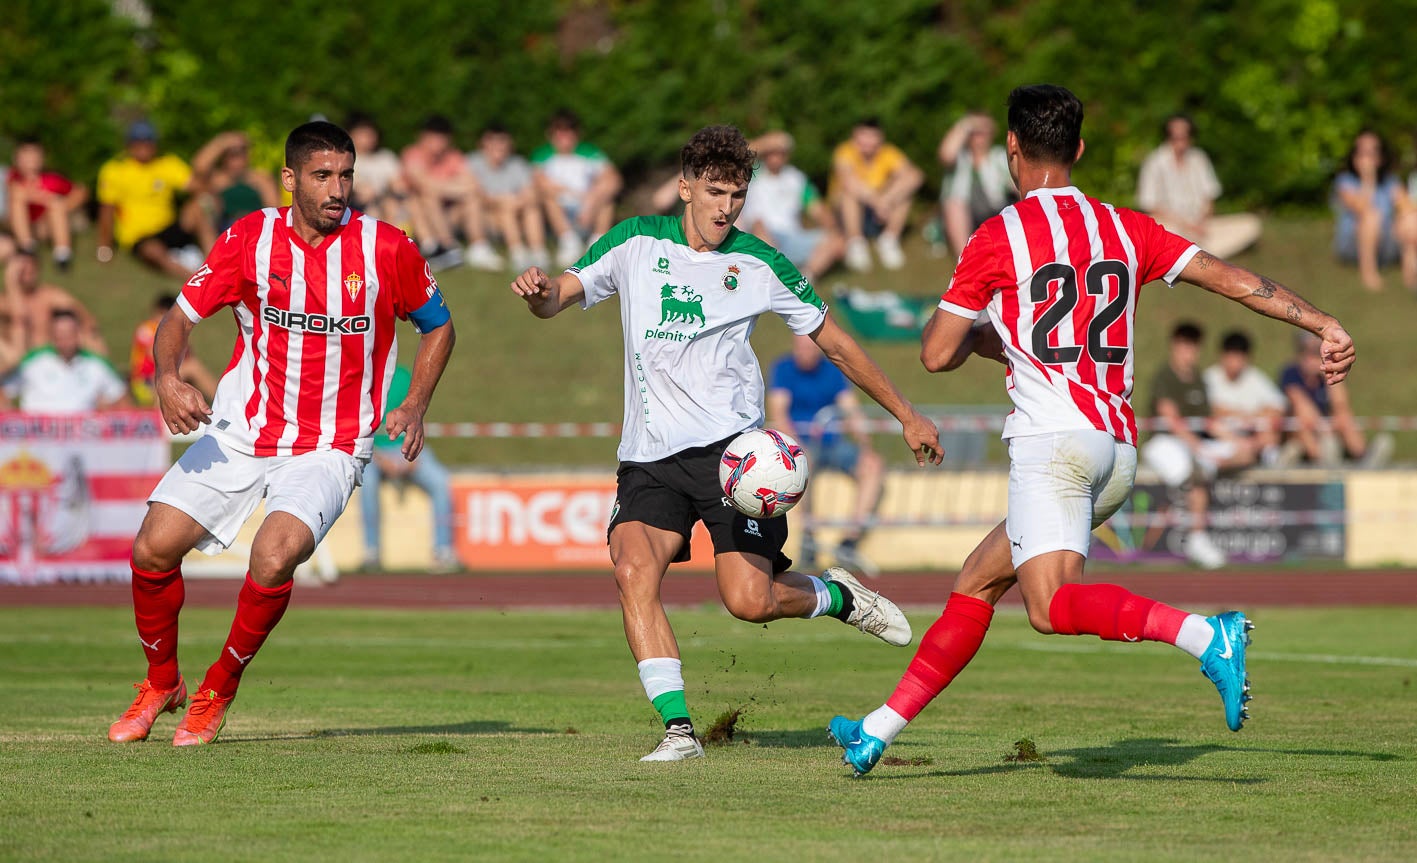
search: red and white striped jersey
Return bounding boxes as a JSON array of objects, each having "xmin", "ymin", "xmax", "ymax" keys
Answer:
[
  {"xmin": 177, "ymin": 207, "xmax": 440, "ymax": 458},
  {"xmin": 939, "ymin": 186, "xmax": 1197, "ymax": 446}
]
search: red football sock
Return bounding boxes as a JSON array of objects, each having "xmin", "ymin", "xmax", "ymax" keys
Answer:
[
  {"xmin": 1048, "ymin": 583, "xmax": 1187, "ymax": 644},
  {"xmin": 131, "ymin": 558, "xmax": 184, "ymax": 689},
  {"xmin": 199, "ymin": 574, "xmax": 293, "ymax": 698},
  {"xmin": 886, "ymin": 592, "xmax": 994, "ymax": 721}
]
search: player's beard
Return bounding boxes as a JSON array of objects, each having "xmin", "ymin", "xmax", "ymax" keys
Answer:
[{"xmin": 297, "ymin": 190, "xmax": 346, "ymax": 235}]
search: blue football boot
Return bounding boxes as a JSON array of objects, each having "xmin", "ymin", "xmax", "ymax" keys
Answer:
[
  {"xmin": 828, "ymin": 715, "xmax": 887, "ymax": 777},
  {"xmin": 1199, "ymin": 611, "xmax": 1254, "ymax": 731}
]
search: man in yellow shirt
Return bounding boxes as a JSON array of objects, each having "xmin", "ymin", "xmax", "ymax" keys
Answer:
[
  {"xmin": 830, "ymin": 118, "xmax": 924, "ymax": 272},
  {"xmin": 96, "ymin": 121, "xmax": 206, "ymax": 278}
]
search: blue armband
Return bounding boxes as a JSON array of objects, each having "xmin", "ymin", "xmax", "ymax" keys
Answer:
[{"xmin": 408, "ymin": 289, "xmax": 451, "ymax": 333}]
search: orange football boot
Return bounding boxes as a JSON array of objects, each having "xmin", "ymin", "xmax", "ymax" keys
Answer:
[
  {"xmin": 172, "ymin": 688, "xmax": 235, "ymax": 746},
  {"xmin": 108, "ymin": 677, "xmax": 188, "ymax": 742}
]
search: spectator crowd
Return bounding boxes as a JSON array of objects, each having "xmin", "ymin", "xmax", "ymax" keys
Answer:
[{"xmin": 0, "ymin": 108, "xmax": 1402, "ymax": 517}]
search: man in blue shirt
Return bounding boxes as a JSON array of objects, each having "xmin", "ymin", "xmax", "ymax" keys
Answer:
[{"xmin": 768, "ymin": 334, "xmax": 886, "ymax": 575}]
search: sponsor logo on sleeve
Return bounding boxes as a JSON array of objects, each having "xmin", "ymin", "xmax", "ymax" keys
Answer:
[{"xmin": 185, "ymin": 264, "xmax": 213, "ymax": 288}]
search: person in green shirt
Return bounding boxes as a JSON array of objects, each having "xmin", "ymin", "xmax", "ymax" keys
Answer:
[{"xmin": 360, "ymin": 365, "xmax": 457, "ymax": 572}]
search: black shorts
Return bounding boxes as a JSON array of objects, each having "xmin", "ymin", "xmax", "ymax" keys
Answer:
[
  {"xmin": 608, "ymin": 436, "xmax": 793, "ymax": 573},
  {"xmin": 133, "ymin": 223, "xmax": 197, "ymax": 254}
]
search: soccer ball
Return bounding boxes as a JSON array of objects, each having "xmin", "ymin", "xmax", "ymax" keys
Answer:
[{"xmin": 719, "ymin": 428, "xmax": 810, "ymax": 518}]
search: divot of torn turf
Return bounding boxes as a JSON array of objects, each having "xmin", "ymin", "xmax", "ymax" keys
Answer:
[
  {"xmin": 880, "ymin": 755, "xmax": 934, "ymax": 767},
  {"xmin": 702, "ymin": 706, "xmax": 747, "ymax": 746},
  {"xmin": 1004, "ymin": 737, "xmax": 1046, "ymax": 763}
]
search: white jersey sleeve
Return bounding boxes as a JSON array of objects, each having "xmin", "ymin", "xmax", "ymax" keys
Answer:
[
  {"xmin": 761, "ymin": 243, "xmax": 827, "ymax": 335},
  {"xmin": 569, "ymin": 220, "xmax": 635, "ymax": 309}
]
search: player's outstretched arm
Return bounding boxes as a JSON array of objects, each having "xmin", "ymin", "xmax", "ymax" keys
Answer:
[
  {"xmin": 385, "ymin": 319, "xmax": 455, "ymax": 462},
  {"xmin": 1178, "ymin": 251, "xmax": 1356, "ymax": 384},
  {"xmin": 151, "ymin": 305, "xmax": 212, "ymax": 435},
  {"xmin": 921, "ymin": 309, "xmax": 1006, "ymax": 372},
  {"xmin": 810, "ymin": 314, "xmax": 943, "ymax": 466},
  {"xmin": 511, "ymin": 267, "xmax": 586, "ymax": 319}
]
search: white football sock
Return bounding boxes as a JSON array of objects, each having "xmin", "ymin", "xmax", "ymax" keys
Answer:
[
  {"xmin": 861, "ymin": 705, "xmax": 909, "ymax": 745},
  {"xmin": 805, "ymin": 575, "xmax": 831, "ymax": 619},
  {"xmin": 637, "ymin": 657, "xmax": 684, "ymax": 701},
  {"xmin": 1175, "ymin": 614, "xmax": 1214, "ymax": 660}
]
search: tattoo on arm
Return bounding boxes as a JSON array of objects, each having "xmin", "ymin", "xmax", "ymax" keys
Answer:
[
  {"xmin": 1194, "ymin": 251, "xmax": 1216, "ymax": 270},
  {"xmin": 1286, "ymin": 303, "xmax": 1302, "ymax": 321},
  {"xmin": 1253, "ymin": 276, "xmax": 1278, "ymax": 299}
]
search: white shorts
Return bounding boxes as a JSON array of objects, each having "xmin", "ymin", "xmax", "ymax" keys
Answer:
[
  {"xmin": 1141, "ymin": 434, "xmax": 1238, "ymax": 487},
  {"xmin": 148, "ymin": 433, "xmax": 364, "ymax": 555},
  {"xmin": 1005, "ymin": 429, "xmax": 1137, "ymax": 568}
]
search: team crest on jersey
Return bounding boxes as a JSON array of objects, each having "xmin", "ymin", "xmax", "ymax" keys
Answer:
[
  {"xmin": 722, "ymin": 265, "xmax": 740, "ymax": 291},
  {"xmin": 344, "ymin": 272, "xmax": 364, "ymax": 300}
]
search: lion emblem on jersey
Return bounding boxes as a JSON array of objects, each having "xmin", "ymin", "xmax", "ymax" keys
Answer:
[{"xmin": 659, "ymin": 284, "xmax": 706, "ymax": 327}]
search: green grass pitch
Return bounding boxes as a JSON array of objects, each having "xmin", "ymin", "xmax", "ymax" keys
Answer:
[{"xmin": 2, "ymin": 604, "xmax": 1415, "ymax": 861}]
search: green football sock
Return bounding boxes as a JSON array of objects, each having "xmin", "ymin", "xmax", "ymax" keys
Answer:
[
  {"xmin": 652, "ymin": 690, "xmax": 691, "ymax": 727},
  {"xmin": 826, "ymin": 581, "xmax": 846, "ymax": 618}
]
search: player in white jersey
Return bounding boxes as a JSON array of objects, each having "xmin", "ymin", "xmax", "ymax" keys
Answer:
[
  {"xmin": 513, "ymin": 125, "xmax": 942, "ymax": 762},
  {"xmin": 829, "ymin": 85, "xmax": 1357, "ymax": 775}
]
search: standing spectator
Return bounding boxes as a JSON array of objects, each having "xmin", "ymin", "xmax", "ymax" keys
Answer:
[
  {"xmin": 1141, "ymin": 322, "xmax": 1256, "ymax": 569},
  {"xmin": 1137, "ymin": 114, "xmax": 1262, "ymax": 259},
  {"xmin": 191, "ymin": 131, "xmax": 280, "ymax": 233},
  {"xmin": 768, "ymin": 334, "xmax": 886, "ymax": 576},
  {"xmin": 360, "ymin": 365, "xmax": 457, "ymax": 573},
  {"xmin": 96, "ymin": 120, "xmax": 205, "ymax": 278},
  {"xmin": 1332, "ymin": 129, "xmax": 1417, "ymax": 291},
  {"xmin": 346, "ymin": 114, "xmax": 439, "ymax": 255},
  {"xmin": 937, "ymin": 113, "xmax": 1015, "ymax": 257},
  {"xmin": 402, "ymin": 115, "xmax": 500, "ymax": 270},
  {"xmin": 468, "ymin": 122, "xmax": 549, "ymax": 271},
  {"xmin": 0, "ymin": 310, "xmax": 128, "ymax": 413},
  {"xmin": 739, "ymin": 131, "xmax": 845, "ymax": 282},
  {"xmin": 6, "ymin": 136, "xmax": 88, "ymax": 271},
  {"xmin": 531, "ymin": 109, "xmax": 622, "ymax": 268},
  {"xmin": 3, "ymin": 249, "xmax": 105, "ymax": 355},
  {"xmin": 829, "ymin": 118, "xmax": 924, "ymax": 272},
  {"xmin": 1280, "ymin": 330, "xmax": 1393, "ymax": 467},
  {"xmin": 129, "ymin": 294, "xmax": 216, "ymax": 407},
  {"xmin": 1201, "ymin": 330, "xmax": 1284, "ymax": 464}
]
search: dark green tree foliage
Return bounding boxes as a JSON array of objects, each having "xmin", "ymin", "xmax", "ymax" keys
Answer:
[{"xmin": 4, "ymin": 0, "xmax": 1415, "ymax": 208}]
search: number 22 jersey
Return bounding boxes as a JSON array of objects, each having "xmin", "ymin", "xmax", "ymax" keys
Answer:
[{"xmin": 938, "ymin": 185, "xmax": 1198, "ymax": 446}]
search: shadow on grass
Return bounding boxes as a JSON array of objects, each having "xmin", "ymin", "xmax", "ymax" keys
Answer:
[
  {"xmin": 736, "ymin": 728, "xmax": 832, "ymax": 749},
  {"xmin": 228, "ymin": 719, "xmax": 562, "ymax": 744},
  {"xmin": 862, "ymin": 737, "xmax": 1406, "ymax": 783}
]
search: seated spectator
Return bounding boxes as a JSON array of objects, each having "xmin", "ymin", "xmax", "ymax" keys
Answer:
[
  {"xmin": 346, "ymin": 114, "xmax": 438, "ymax": 250},
  {"xmin": 191, "ymin": 131, "xmax": 280, "ymax": 233},
  {"xmin": 829, "ymin": 118, "xmax": 923, "ymax": 272},
  {"xmin": 361, "ymin": 365, "xmax": 457, "ymax": 573},
  {"xmin": 468, "ymin": 122, "xmax": 549, "ymax": 271},
  {"xmin": 1202, "ymin": 330, "xmax": 1284, "ymax": 464},
  {"xmin": 6, "ymin": 136, "xmax": 88, "ymax": 271},
  {"xmin": 3, "ymin": 249, "xmax": 105, "ymax": 355},
  {"xmin": 739, "ymin": 131, "xmax": 844, "ymax": 282},
  {"xmin": 0, "ymin": 309, "xmax": 128, "ymax": 413},
  {"xmin": 129, "ymin": 293, "xmax": 216, "ymax": 407},
  {"xmin": 531, "ymin": 109, "xmax": 622, "ymax": 268},
  {"xmin": 767, "ymin": 334, "xmax": 885, "ymax": 576},
  {"xmin": 937, "ymin": 113, "xmax": 1015, "ymax": 257},
  {"xmin": 96, "ymin": 120, "xmax": 206, "ymax": 277},
  {"xmin": 1280, "ymin": 330, "xmax": 1393, "ymax": 467},
  {"xmin": 1332, "ymin": 129, "xmax": 1417, "ymax": 291},
  {"xmin": 1141, "ymin": 321, "xmax": 1258, "ymax": 569},
  {"xmin": 402, "ymin": 115, "xmax": 500, "ymax": 270},
  {"xmin": 1137, "ymin": 114, "xmax": 1262, "ymax": 259}
]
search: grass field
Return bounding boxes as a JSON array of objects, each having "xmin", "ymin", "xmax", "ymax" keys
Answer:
[
  {"xmin": 57, "ymin": 215, "xmax": 1417, "ymax": 468},
  {"xmin": 3, "ymin": 604, "xmax": 1415, "ymax": 861}
]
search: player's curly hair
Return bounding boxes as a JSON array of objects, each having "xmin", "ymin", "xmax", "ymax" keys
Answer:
[{"xmin": 681, "ymin": 125, "xmax": 756, "ymax": 185}]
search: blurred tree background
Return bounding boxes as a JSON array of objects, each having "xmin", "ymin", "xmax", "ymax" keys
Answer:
[{"xmin": 2, "ymin": 0, "xmax": 1414, "ymax": 208}]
